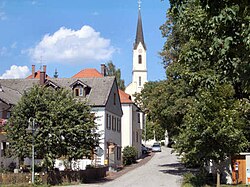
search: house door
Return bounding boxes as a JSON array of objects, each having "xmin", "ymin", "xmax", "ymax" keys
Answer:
[{"xmin": 232, "ymin": 155, "xmax": 246, "ymax": 184}]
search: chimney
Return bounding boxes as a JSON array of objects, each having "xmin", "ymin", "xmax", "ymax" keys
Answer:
[
  {"xmin": 32, "ymin": 65, "xmax": 35, "ymax": 78},
  {"xmin": 101, "ymin": 64, "xmax": 106, "ymax": 76},
  {"xmin": 43, "ymin": 65, "xmax": 47, "ymax": 74},
  {"xmin": 40, "ymin": 71, "xmax": 46, "ymax": 86}
]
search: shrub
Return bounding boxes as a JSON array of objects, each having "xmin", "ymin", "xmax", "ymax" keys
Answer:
[{"xmin": 122, "ymin": 146, "xmax": 138, "ymax": 165}]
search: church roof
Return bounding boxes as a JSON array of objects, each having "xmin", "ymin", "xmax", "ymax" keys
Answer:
[
  {"xmin": 134, "ymin": 9, "xmax": 146, "ymax": 50},
  {"xmin": 72, "ymin": 69, "xmax": 103, "ymax": 78}
]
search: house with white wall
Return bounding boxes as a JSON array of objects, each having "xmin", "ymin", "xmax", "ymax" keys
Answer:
[
  {"xmin": 0, "ymin": 67, "xmax": 123, "ymax": 170},
  {"xmin": 72, "ymin": 65, "xmax": 144, "ymax": 159},
  {"xmin": 119, "ymin": 89, "xmax": 143, "ymax": 158}
]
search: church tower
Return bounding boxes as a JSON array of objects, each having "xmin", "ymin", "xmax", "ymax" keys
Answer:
[{"xmin": 125, "ymin": 1, "xmax": 147, "ymax": 100}]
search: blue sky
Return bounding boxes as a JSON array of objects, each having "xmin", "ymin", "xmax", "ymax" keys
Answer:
[{"xmin": 0, "ymin": 0, "xmax": 169, "ymax": 85}]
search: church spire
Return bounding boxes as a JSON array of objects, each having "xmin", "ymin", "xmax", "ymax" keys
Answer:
[{"xmin": 134, "ymin": 0, "xmax": 146, "ymax": 50}]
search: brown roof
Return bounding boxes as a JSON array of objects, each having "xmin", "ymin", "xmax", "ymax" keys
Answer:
[
  {"xmin": 26, "ymin": 70, "xmax": 50, "ymax": 79},
  {"xmin": 119, "ymin": 89, "xmax": 133, "ymax": 104},
  {"xmin": 72, "ymin": 69, "xmax": 103, "ymax": 78}
]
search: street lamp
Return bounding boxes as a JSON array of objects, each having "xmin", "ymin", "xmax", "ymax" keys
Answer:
[{"xmin": 26, "ymin": 118, "xmax": 37, "ymax": 184}]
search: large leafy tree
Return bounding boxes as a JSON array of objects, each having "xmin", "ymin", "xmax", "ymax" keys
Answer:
[
  {"xmin": 5, "ymin": 85, "xmax": 99, "ymax": 170},
  {"xmin": 159, "ymin": 0, "xmax": 250, "ymax": 185},
  {"xmin": 106, "ymin": 61, "xmax": 126, "ymax": 91},
  {"xmin": 136, "ymin": 0, "xmax": 250, "ymax": 185}
]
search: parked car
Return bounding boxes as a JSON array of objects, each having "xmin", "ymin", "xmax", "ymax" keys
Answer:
[
  {"xmin": 151, "ymin": 142, "xmax": 161, "ymax": 152},
  {"xmin": 141, "ymin": 144, "xmax": 149, "ymax": 154}
]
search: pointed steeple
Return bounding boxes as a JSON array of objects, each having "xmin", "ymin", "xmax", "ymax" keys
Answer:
[{"xmin": 134, "ymin": 2, "xmax": 146, "ymax": 50}]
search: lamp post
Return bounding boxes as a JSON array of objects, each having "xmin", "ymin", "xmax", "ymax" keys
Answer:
[{"xmin": 26, "ymin": 118, "xmax": 36, "ymax": 184}]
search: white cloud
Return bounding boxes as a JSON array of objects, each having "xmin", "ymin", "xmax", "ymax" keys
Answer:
[
  {"xmin": 28, "ymin": 25, "xmax": 115, "ymax": 64},
  {"xmin": 0, "ymin": 65, "xmax": 30, "ymax": 79}
]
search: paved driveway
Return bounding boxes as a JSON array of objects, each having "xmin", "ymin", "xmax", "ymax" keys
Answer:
[{"xmin": 67, "ymin": 146, "xmax": 186, "ymax": 187}]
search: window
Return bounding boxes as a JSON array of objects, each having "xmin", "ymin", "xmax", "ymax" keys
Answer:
[
  {"xmin": 114, "ymin": 93, "xmax": 116, "ymax": 105},
  {"xmin": 79, "ymin": 88, "xmax": 83, "ymax": 96},
  {"xmin": 7, "ymin": 112, "xmax": 10, "ymax": 119},
  {"xmin": 138, "ymin": 55, "xmax": 142, "ymax": 64},
  {"xmin": 74, "ymin": 87, "xmax": 83, "ymax": 97},
  {"xmin": 75, "ymin": 88, "xmax": 79, "ymax": 96},
  {"xmin": 117, "ymin": 118, "xmax": 121, "ymax": 132},
  {"xmin": 112, "ymin": 116, "xmax": 116, "ymax": 131},
  {"xmin": 139, "ymin": 76, "xmax": 142, "ymax": 86},
  {"xmin": 106, "ymin": 114, "xmax": 109, "ymax": 129},
  {"xmin": 114, "ymin": 117, "xmax": 116, "ymax": 131},
  {"xmin": 109, "ymin": 115, "xmax": 111, "ymax": 129},
  {"xmin": 117, "ymin": 147, "xmax": 121, "ymax": 160}
]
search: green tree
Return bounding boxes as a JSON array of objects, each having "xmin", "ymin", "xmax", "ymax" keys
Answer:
[
  {"xmin": 106, "ymin": 61, "xmax": 125, "ymax": 91},
  {"xmin": 5, "ymin": 85, "xmax": 99, "ymax": 170},
  {"xmin": 144, "ymin": 120, "xmax": 165, "ymax": 142},
  {"xmin": 160, "ymin": 0, "xmax": 250, "ymax": 186},
  {"xmin": 135, "ymin": 80, "xmax": 191, "ymax": 141}
]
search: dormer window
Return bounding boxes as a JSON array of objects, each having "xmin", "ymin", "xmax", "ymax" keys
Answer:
[
  {"xmin": 70, "ymin": 80, "xmax": 91, "ymax": 98},
  {"xmin": 75, "ymin": 87, "xmax": 84, "ymax": 96}
]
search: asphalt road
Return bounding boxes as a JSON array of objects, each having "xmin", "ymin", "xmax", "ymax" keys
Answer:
[{"xmin": 69, "ymin": 146, "xmax": 184, "ymax": 187}]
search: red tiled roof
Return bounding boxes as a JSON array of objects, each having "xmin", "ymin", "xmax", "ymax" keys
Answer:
[
  {"xmin": 26, "ymin": 70, "xmax": 50, "ymax": 79},
  {"xmin": 119, "ymin": 89, "xmax": 133, "ymax": 104},
  {"xmin": 72, "ymin": 69, "xmax": 103, "ymax": 78}
]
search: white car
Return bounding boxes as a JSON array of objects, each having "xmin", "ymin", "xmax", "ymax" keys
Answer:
[{"xmin": 151, "ymin": 143, "xmax": 161, "ymax": 152}]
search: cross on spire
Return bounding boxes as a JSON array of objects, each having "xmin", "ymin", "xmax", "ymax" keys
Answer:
[{"xmin": 138, "ymin": 0, "xmax": 141, "ymax": 10}]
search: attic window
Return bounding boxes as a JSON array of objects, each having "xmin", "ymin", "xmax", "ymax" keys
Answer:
[
  {"xmin": 71, "ymin": 80, "xmax": 91, "ymax": 98},
  {"xmin": 74, "ymin": 87, "xmax": 84, "ymax": 97}
]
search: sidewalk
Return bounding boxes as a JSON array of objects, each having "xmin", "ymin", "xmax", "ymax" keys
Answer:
[
  {"xmin": 53, "ymin": 152, "xmax": 155, "ymax": 187},
  {"xmin": 105, "ymin": 152, "xmax": 155, "ymax": 181}
]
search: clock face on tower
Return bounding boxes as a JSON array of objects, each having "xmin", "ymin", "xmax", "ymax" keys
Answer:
[{"xmin": 138, "ymin": 49, "xmax": 142, "ymax": 53}]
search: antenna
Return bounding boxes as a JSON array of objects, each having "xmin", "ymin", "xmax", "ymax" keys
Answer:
[{"xmin": 38, "ymin": 55, "xmax": 43, "ymax": 70}]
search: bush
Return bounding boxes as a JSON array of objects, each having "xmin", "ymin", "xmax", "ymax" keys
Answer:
[
  {"xmin": 122, "ymin": 146, "xmax": 138, "ymax": 165},
  {"xmin": 182, "ymin": 170, "xmax": 213, "ymax": 187}
]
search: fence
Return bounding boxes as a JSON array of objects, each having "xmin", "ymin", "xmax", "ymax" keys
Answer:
[{"xmin": 0, "ymin": 166, "xmax": 108, "ymax": 185}]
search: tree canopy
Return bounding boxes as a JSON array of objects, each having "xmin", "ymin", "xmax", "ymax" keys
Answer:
[
  {"xmin": 5, "ymin": 85, "xmax": 99, "ymax": 170},
  {"xmin": 136, "ymin": 0, "xmax": 250, "ymax": 185},
  {"xmin": 106, "ymin": 61, "xmax": 126, "ymax": 91}
]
